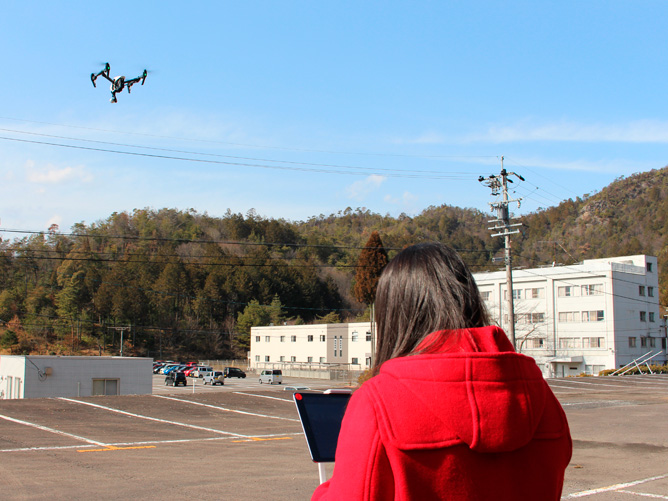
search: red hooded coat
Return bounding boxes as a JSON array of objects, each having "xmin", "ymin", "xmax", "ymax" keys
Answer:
[{"xmin": 312, "ymin": 326, "xmax": 572, "ymax": 500}]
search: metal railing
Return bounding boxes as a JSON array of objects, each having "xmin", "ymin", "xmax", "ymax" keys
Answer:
[{"xmin": 609, "ymin": 351, "xmax": 663, "ymax": 376}]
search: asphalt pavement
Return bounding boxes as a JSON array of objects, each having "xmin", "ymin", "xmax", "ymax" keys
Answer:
[{"xmin": 0, "ymin": 373, "xmax": 667, "ymax": 500}]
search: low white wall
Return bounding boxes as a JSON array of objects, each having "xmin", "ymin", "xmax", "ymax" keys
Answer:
[{"xmin": 0, "ymin": 356, "xmax": 152, "ymax": 399}]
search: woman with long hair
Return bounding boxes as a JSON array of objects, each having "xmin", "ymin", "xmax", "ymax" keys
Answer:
[{"xmin": 313, "ymin": 242, "xmax": 571, "ymax": 500}]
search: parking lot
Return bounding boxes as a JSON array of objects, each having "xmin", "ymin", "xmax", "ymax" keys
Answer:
[{"xmin": 1, "ymin": 373, "xmax": 667, "ymax": 500}]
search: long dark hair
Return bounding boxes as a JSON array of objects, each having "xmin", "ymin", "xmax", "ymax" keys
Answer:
[{"xmin": 373, "ymin": 242, "xmax": 491, "ymax": 372}]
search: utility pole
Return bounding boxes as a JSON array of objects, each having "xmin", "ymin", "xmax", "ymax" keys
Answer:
[
  {"xmin": 107, "ymin": 326, "xmax": 131, "ymax": 357},
  {"xmin": 479, "ymin": 157, "xmax": 524, "ymax": 348}
]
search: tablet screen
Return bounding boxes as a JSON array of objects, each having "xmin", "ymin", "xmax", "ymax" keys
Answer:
[{"xmin": 294, "ymin": 392, "xmax": 352, "ymax": 463}]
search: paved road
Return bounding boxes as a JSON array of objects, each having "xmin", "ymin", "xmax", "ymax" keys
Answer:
[{"xmin": 0, "ymin": 374, "xmax": 667, "ymax": 500}]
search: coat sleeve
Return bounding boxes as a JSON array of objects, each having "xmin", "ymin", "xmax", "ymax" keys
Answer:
[{"xmin": 312, "ymin": 385, "xmax": 394, "ymax": 501}]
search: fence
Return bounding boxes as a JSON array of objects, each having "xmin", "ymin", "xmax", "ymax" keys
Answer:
[{"xmin": 203, "ymin": 360, "xmax": 365, "ymax": 384}]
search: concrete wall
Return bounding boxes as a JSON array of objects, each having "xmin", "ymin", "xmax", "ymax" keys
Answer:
[{"xmin": 0, "ymin": 356, "xmax": 153, "ymax": 399}]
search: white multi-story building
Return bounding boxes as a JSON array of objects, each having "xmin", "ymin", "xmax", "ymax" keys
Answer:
[
  {"xmin": 476, "ymin": 254, "xmax": 665, "ymax": 377},
  {"xmin": 251, "ymin": 322, "xmax": 374, "ymax": 372},
  {"xmin": 250, "ymin": 255, "xmax": 666, "ymax": 377}
]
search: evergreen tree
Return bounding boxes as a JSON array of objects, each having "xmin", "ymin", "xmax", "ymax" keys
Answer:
[{"xmin": 353, "ymin": 231, "xmax": 388, "ymax": 306}]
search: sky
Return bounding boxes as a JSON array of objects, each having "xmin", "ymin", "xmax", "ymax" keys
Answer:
[{"xmin": 2, "ymin": 1, "xmax": 668, "ymax": 233}]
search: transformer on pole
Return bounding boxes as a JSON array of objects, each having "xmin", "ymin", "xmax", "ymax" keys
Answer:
[{"xmin": 479, "ymin": 157, "xmax": 524, "ymax": 349}]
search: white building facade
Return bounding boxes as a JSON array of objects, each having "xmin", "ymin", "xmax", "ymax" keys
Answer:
[
  {"xmin": 0, "ymin": 356, "xmax": 153, "ymax": 399},
  {"xmin": 250, "ymin": 255, "xmax": 666, "ymax": 378},
  {"xmin": 475, "ymin": 255, "xmax": 665, "ymax": 377},
  {"xmin": 250, "ymin": 322, "xmax": 373, "ymax": 372}
]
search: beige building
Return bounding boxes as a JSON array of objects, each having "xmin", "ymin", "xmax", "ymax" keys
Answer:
[{"xmin": 250, "ymin": 322, "xmax": 373, "ymax": 372}]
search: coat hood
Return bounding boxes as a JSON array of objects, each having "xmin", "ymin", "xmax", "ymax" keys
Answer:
[{"xmin": 368, "ymin": 326, "xmax": 566, "ymax": 454}]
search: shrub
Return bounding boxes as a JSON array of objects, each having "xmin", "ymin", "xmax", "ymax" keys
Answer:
[{"xmin": 599, "ymin": 364, "xmax": 668, "ymax": 376}]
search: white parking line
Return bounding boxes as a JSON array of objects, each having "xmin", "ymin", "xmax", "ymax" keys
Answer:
[
  {"xmin": 0, "ymin": 432, "xmax": 305, "ymax": 454},
  {"xmin": 617, "ymin": 490, "xmax": 668, "ymax": 499},
  {"xmin": 153, "ymin": 395, "xmax": 299, "ymax": 422},
  {"xmin": 59, "ymin": 397, "xmax": 252, "ymax": 437},
  {"xmin": 562, "ymin": 473, "xmax": 668, "ymax": 498},
  {"xmin": 0, "ymin": 413, "xmax": 106, "ymax": 446},
  {"xmin": 233, "ymin": 391, "xmax": 294, "ymax": 403}
]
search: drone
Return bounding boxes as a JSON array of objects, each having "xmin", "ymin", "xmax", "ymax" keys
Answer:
[{"xmin": 91, "ymin": 63, "xmax": 147, "ymax": 103}]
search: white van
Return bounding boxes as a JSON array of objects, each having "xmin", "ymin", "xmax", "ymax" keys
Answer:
[
  {"xmin": 259, "ymin": 369, "xmax": 283, "ymax": 384},
  {"xmin": 202, "ymin": 371, "xmax": 225, "ymax": 385},
  {"xmin": 194, "ymin": 366, "xmax": 214, "ymax": 378}
]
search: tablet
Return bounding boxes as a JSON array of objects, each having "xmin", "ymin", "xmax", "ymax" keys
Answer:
[{"xmin": 294, "ymin": 391, "xmax": 352, "ymax": 463}]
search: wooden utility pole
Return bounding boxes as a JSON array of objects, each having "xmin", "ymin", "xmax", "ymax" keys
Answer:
[{"xmin": 479, "ymin": 157, "xmax": 524, "ymax": 348}]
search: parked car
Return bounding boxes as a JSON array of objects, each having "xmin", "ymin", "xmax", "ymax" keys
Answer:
[
  {"xmin": 202, "ymin": 371, "xmax": 225, "ymax": 385},
  {"xmin": 183, "ymin": 366, "xmax": 199, "ymax": 377},
  {"xmin": 224, "ymin": 367, "xmax": 246, "ymax": 378},
  {"xmin": 259, "ymin": 369, "xmax": 283, "ymax": 384},
  {"xmin": 164, "ymin": 364, "xmax": 186, "ymax": 375},
  {"xmin": 165, "ymin": 371, "xmax": 187, "ymax": 387},
  {"xmin": 194, "ymin": 366, "xmax": 214, "ymax": 378}
]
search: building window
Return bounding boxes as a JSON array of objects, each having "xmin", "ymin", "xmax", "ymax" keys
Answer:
[
  {"xmin": 366, "ymin": 357, "xmax": 372, "ymax": 366},
  {"xmin": 517, "ymin": 313, "xmax": 544, "ymax": 324},
  {"xmin": 582, "ymin": 337, "xmax": 604, "ymax": 348},
  {"xmin": 279, "ymin": 356, "xmax": 285, "ymax": 362},
  {"xmin": 265, "ymin": 336, "xmax": 271, "ymax": 342},
  {"xmin": 558, "ymin": 337, "xmax": 581, "ymax": 349},
  {"xmin": 640, "ymin": 311, "xmax": 647, "ymax": 322},
  {"xmin": 648, "ymin": 287, "xmax": 655, "ymax": 297},
  {"xmin": 639, "ymin": 286, "xmax": 646, "ymax": 296},
  {"xmin": 647, "ymin": 262, "xmax": 653, "ymax": 272},
  {"xmin": 640, "ymin": 337, "xmax": 656, "ymax": 348},
  {"xmin": 320, "ymin": 335, "xmax": 326, "ymax": 342},
  {"xmin": 280, "ymin": 336, "xmax": 285, "ymax": 342},
  {"xmin": 558, "ymin": 311, "xmax": 578, "ymax": 322},
  {"xmin": 291, "ymin": 356, "xmax": 296, "ymax": 362},
  {"xmin": 319, "ymin": 357, "xmax": 326, "ymax": 363},
  {"xmin": 351, "ymin": 332, "xmax": 359, "ymax": 342},
  {"xmin": 529, "ymin": 338, "xmax": 545, "ymax": 349},
  {"xmin": 255, "ymin": 355, "xmax": 260, "ymax": 362},
  {"xmin": 504, "ymin": 289, "xmax": 522, "ymax": 300},
  {"xmin": 366, "ymin": 332, "xmax": 372, "ymax": 342},
  {"xmin": 351, "ymin": 358, "xmax": 359, "ymax": 365},
  {"xmin": 92, "ymin": 379, "xmax": 119, "ymax": 396},
  {"xmin": 526, "ymin": 288, "xmax": 544, "ymax": 299},
  {"xmin": 307, "ymin": 357, "xmax": 313, "ymax": 363},
  {"xmin": 629, "ymin": 337, "xmax": 637, "ymax": 348},
  {"xmin": 291, "ymin": 335, "xmax": 296, "ymax": 342},
  {"xmin": 307, "ymin": 335, "xmax": 314, "ymax": 342},
  {"xmin": 649, "ymin": 312, "xmax": 656, "ymax": 322},
  {"xmin": 558, "ymin": 286, "xmax": 575, "ymax": 297},
  {"xmin": 255, "ymin": 336, "xmax": 261, "ymax": 342},
  {"xmin": 481, "ymin": 291, "xmax": 491, "ymax": 300},
  {"xmin": 265, "ymin": 356, "xmax": 270, "ymax": 362},
  {"xmin": 531, "ymin": 312, "xmax": 545, "ymax": 323},
  {"xmin": 582, "ymin": 284, "xmax": 603, "ymax": 296},
  {"xmin": 582, "ymin": 310, "xmax": 604, "ymax": 322}
]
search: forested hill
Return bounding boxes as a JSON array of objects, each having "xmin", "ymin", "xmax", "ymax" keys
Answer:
[
  {"xmin": 515, "ymin": 167, "xmax": 668, "ymax": 302},
  {"xmin": 0, "ymin": 167, "xmax": 666, "ymax": 359}
]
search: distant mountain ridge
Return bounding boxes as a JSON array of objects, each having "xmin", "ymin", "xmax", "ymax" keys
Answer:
[{"xmin": 1, "ymin": 167, "xmax": 666, "ymax": 359}]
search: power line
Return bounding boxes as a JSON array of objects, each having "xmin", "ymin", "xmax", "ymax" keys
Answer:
[
  {"xmin": 0, "ymin": 115, "xmax": 499, "ymax": 161},
  {"xmin": 0, "ymin": 227, "xmax": 495, "ymax": 254},
  {"xmin": 3, "ymin": 135, "xmax": 472, "ymax": 179},
  {"xmin": 0, "ymin": 127, "xmax": 477, "ymax": 179}
]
